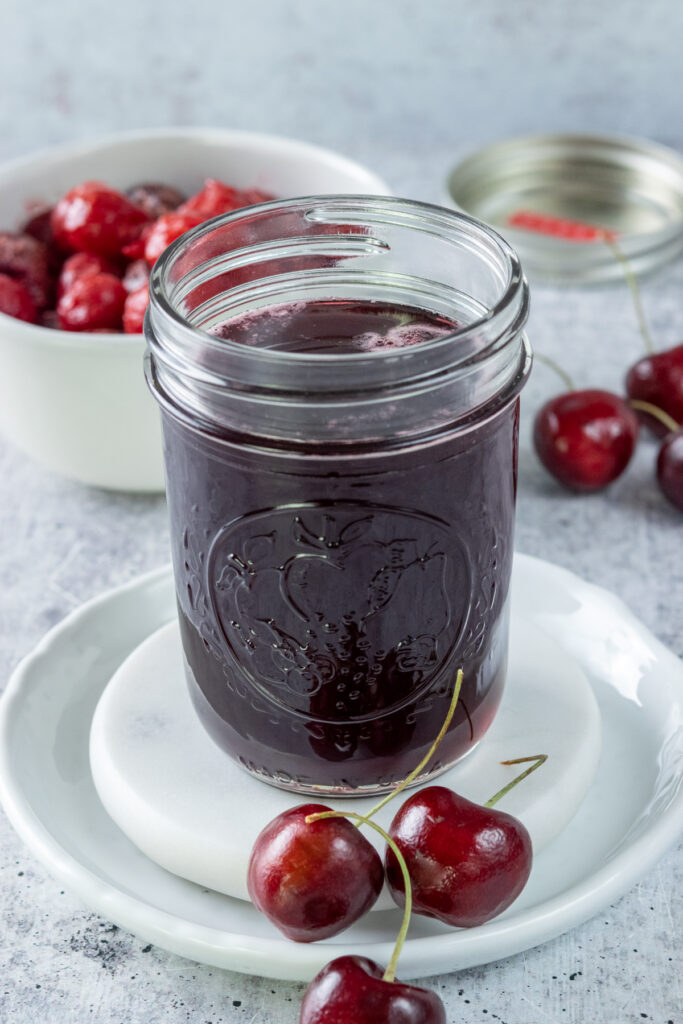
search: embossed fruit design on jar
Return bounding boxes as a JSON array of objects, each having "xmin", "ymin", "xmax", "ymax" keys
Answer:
[{"xmin": 145, "ymin": 197, "xmax": 530, "ymax": 795}]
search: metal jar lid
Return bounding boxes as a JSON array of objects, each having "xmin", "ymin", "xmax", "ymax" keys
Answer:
[{"xmin": 446, "ymin": 133, "xmax": 683, "ymax": 284}]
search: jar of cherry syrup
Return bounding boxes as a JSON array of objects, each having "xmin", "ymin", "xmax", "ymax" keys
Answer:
[{"xmin": 145, "ymin": 197, "xmax": 530, "ymax": 796}]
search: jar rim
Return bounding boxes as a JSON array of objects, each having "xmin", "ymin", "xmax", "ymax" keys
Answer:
[
  {"xmin": 146, "ymin": 195, "xmax": 531, "ymax": 448},
  {"xmin": 149, "ymin": 194, "xmax": 527, "ymax": 370}
]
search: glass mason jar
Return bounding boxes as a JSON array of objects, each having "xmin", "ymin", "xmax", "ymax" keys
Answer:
[{"xmin": 145, "ymin": 196, "xmax": 530, "ymax": 797}]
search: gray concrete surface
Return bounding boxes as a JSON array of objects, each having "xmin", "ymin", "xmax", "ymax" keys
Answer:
[{"xmin": 0, "ymin": 2, "xmax": 681, "ymax": 1021}]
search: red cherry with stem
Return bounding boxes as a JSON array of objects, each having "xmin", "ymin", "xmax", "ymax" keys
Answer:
[
  {"xmin": 603, "ymin": 235, "xmax": 683, "ymax": 437},
  {"xmin": 385, "ymin": 755, "xmax": 546, "ymax": 928},
  {"xmin": 247, "ymin": 802, "xmax": 383, "ymax": 942},
  {"xmin": 299, "ymin": 955, "xmax": 446, "ymax": 1024},
  {"xmin": 534, "ymin": 387, "xmax": 639, "ymax": 492},
  {"xmin": 386, "ymin": 793, "xmax": 529, "ymax": 927},
  {"xmin": 626, "ymin": 343, "xmax": 683, "ymax": 437}
]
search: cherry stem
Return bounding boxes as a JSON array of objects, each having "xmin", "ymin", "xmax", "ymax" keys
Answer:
[
  {"xmin": 484, "ymin": 754, "xmax": 548, "ymax": 809},
  {"xmin": 305, "ymin": 810, "xmax": 412, "ymax": 984},
  {"xmin": 359, "ymin": 669, "xmax": 464, "ymax": 824},
  {"xmin": 629, "ymin": 399, "xmax": 679, "ymax": 435},
  {"xmin": 602, "ymin": 234, "xmax": 656, "ymax": 355},
  {"xmin": 534, "ymin": 352, "xmax": 575, "ymax": 392}
]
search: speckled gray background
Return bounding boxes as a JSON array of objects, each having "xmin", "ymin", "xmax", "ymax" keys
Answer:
[{"xmin": 0, "ymin": 2, "xmax": 681, "ymax": 1022}]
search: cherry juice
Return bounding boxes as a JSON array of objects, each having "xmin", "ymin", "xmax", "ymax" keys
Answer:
[{"xmin": 163, "ymin": 299, "xmax": 519, "ymax": 794}]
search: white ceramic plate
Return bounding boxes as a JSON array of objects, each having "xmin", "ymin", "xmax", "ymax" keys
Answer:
[
  {"xmin": 88, "ymin": 615, "xmax": 602, "ymax": 906},
  {"xmin": 1, "ymin": 554, "xmax": 682, "ymax": 982}
]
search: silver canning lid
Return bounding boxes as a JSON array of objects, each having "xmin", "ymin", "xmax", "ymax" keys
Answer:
[{"xmin": 446, "ymin": 133, "xmax": 683, "ymax": 284}]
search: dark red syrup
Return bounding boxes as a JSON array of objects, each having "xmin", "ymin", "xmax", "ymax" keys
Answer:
[{"xmin": 163, "ymin": 300, "xmax": 518, "ymax": 792}]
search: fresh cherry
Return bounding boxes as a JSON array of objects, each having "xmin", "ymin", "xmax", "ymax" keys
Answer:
[
  {"xmin": 126, "ymin": 182, "xmax": 187, "ymax": 220},
  {"xmin": 0, "ymin": 231, "xmax": 52, "ymax": 309},
  {"xmin": 0, "ymin": 273, "xmax": 38, "ymax": 323},
  {"xmin": 626, "ymin": 343, "xmax": 683, "ymax": 437},
  {"xmin": 247, "ymin": 803, "xmax": 383, "ymax": 942},
  {"xmin": 533, "ymin": 388, "xmax": 639, "ymax": 492},
  {"xmin": 123, "ymin": 282, "xmax": 149, "ymax": 334},
  {"xmin": 657, "ymin": 428, "xmax": 683, "ymax": 512},
  {"xmin": 57, "ymin": 273, "xmax": 126, "ymax": 331},
  {"xmin": 385, "ymin": 784, "xmax": 532, "ymax": 927},
  {"xmin": 299, "ymin": 956, "xmax": 446, "ymax": 1024},
  {"xmin": 51, "ymin": 181, "xmax": 150, "ymax": 258}
]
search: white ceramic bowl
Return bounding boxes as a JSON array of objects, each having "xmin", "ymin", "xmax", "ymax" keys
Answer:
[{"xmin": 0, "ymin": 129, "xmax": 391, "ymax": 492}]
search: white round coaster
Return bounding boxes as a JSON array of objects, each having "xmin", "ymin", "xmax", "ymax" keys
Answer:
[{"xmin": 90, "ymin": 613, "xmax": 601, "ymax": 910}]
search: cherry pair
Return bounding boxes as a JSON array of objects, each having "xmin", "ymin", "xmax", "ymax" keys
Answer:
[
  {"xmin": 534, "ymin": 346, "xmax": 683, "ymax": 512},
  {"xmin": 533, "ymin": 238, "xmax": 683, "ymax": 510},
  {"xmin": 534, "ymin": 274, "xmax": 683, "ymax": 514},
  {"xmin": 247, "ymin": 673, "xmax": 547, "ymax": 1023},
  {"xmin": 248, "ymin": 775, "xmax": 536, "ymax": 944}
]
